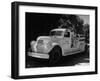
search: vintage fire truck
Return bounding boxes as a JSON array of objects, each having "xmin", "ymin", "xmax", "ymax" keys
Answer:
[{"xmin": 28, "ymin": 28, "xmax": 86, "ymax": 64}]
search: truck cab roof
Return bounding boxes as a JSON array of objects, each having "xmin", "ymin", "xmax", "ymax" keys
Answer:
[{"xmin": 51, "ymin": 28, "xmax": 66, "ymax": 32}]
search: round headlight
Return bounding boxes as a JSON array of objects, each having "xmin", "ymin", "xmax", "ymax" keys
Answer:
[{"xmin": 30, "ymin": 41, "xmax": 36, "ymax": 52}]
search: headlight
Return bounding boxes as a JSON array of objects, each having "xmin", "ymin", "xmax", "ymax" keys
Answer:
[
  {"xmin": 44, "ymin": 41, "xmax": 52, "ymax": 50},
  {"xmin": 30, "ymin": 41, "xmax": 36, "ymax": 52}
]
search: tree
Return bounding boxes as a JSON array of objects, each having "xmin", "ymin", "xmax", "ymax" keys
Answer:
[
  {"xmin": 83, "ymin": 24, "xmax": 89, "ymax": 43},
  {"xmin": 58, "ymin": 15, "xmax": 84, "ymax": 34}
]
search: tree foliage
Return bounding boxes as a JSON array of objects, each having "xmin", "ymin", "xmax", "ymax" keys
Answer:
[
  {"xmin": 58, "ymin": 15, "xmax": 84, "ymax": 34},
  {"xmin": 83, "ymin": 24, "xmax": 89, "ymax": 43}
]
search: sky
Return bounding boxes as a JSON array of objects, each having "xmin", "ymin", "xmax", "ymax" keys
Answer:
[{"xmin": 79, "ymin": 15, "xmax": 89, "ymax": 25}]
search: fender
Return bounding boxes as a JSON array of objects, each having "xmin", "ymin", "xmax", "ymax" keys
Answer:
[
  {"xmin": 49, "ymin": 43, "xmax": 63, "ymax": 55},
  {"xmin": 30, "ymin": 41, "xmax": 36, "ymax": 52}
]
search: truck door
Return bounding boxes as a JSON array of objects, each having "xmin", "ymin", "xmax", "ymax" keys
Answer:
[
  {"xmin": 71, "ymin": 33, "xmax": 79, "ymax": 49},
  {"xmin": 62, "ymin": 31, "xmax": 71, "ymax": 53}
]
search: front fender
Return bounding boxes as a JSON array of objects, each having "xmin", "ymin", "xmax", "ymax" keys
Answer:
[
  {"xmin": 30, "ymin": 41, "xmax": 36, "ymax": 52},
  {"xmin": 36, "ymin": 42, "xmax": 59, "ymax": 54},
  {"xmin": 52, "ymin": 42, "xmax": 59, "ymax": 46},
  {"xmin": 50, "ymin": 43, "xmax": 64, "ymax": 55},
  {"xmin": 48, "ymin": 43, "xmax": 61, "ymax": 53}
]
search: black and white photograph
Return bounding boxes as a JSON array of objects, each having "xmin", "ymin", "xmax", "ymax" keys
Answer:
[
  {"xmin": 26, "ymin": 13, "xmax": 90, "ymax": 68},
  {"xmin": 11, "ymin": 1, "xmax": 97, "ymax": 79}
]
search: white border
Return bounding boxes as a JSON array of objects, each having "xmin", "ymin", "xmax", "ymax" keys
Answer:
[{"xmin": 19, "ymin": 5, "xmax": 95, "ymax": 76}]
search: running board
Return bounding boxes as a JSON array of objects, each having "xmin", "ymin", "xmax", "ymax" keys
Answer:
[{"xmin": 64, "ymin": 49, "xmax": 84, "ymax": 56}]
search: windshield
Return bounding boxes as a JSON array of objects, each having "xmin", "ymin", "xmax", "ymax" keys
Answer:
[{"xmin": 50, "ymin": 31, "xmax": 63, "ymax": 36}]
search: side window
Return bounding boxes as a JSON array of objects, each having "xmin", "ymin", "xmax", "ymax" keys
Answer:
[{"xmin": 64, "ymin": 31, "xmax": 70, "ymax": 37}]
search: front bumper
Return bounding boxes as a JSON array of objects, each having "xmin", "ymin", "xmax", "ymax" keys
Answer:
[{"xmin": 28, "ymin": 52, "xmax": 49, "ymax": 59}]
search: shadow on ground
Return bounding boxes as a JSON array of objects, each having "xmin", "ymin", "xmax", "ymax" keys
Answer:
[{"xmin": 26, "ymin": 51, "xmax": 89, "ymax": 68}]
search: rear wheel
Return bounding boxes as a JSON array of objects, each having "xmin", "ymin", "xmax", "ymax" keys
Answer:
[{"xmin": 48, "ymin": 46, "xmax": 62, "ymax": 65}]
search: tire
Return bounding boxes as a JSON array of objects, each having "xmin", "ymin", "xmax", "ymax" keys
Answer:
[{"xmin": 48, "ymin": 46, "xmax": 62, "ymax": 65}]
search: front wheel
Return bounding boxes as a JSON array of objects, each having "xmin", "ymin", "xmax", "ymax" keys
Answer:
[{"xmin": 48, "ymin": 46, "xmax": 62, "ymax": 65}]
